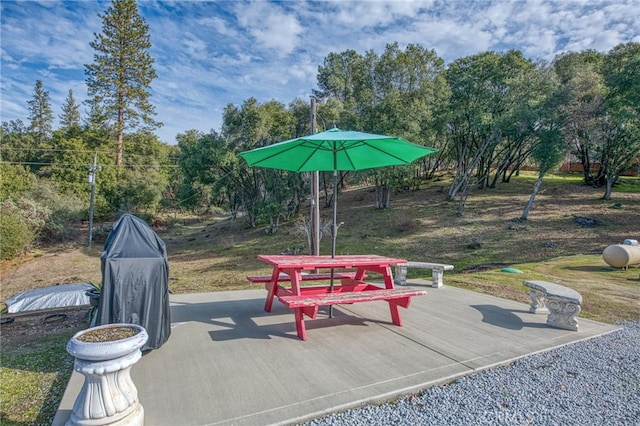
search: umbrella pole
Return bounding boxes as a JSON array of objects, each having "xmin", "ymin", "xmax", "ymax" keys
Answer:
[
  {"xmin": 332, "ymin": 170, "xmax": 338, "ymax": 258},
  {"xmin": 329, "ymin": 169, "xmax": 338, "ymax": 318}
]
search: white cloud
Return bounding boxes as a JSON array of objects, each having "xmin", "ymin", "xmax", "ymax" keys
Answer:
[
  {"xmin": 182, "ymin": 35, "xmax": 209, "ymax": 58},
  {"xmin": 405, "ymin": 17, "xmax": 494, "ymax": 61},
  {"xmin": 234, "ymin": 2, "xmax": 303, "ymax": 56},
  {"xmin": 1, "ymin": 0, "xmax": 638, "ymax": 143},
  {"xmin": 198, "ymin": 16, "xmax": 236, "ymax": 37},
  {"xmin": 329, "ymin": 0, "xmax": 433, "ymax": 28}
]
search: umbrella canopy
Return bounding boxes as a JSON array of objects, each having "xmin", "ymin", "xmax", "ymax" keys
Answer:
[
  {"xmin": 239, "ymin": 128, "xmax": 437, "ymax": 172},
  {"xmin": 239, "ymin": 128, "xmax": 438, "ymax": 257}
]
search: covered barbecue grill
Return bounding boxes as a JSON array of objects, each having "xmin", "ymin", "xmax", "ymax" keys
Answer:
[{"xmin": 97, "ymin": 213, "xmax": 171, "ymax": 350}]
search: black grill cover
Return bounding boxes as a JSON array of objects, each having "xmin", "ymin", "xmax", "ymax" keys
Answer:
[{"xmin": 97, "ymin": 213, "xmax": 171, "ymax": 350}]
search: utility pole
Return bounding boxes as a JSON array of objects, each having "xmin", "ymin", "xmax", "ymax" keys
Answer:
[
  {"xmin": 310, "ymin": 97, "xmax": 320, "ymax": 256},
  {"xmin": 88, "ymin": 152, "xmax": 98, "ymax": 248}
]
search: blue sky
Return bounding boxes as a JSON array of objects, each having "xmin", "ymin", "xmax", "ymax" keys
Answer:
[{"xmin": 2, "ymin": 0, "xmax": 639, "ymax": 144}]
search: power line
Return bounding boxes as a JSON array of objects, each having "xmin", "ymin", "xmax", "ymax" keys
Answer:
[
  {"xmin": 0, "ymin": 161, "xmax": 179, "ymax": 168},
  {"xmin": 0, "ymin": 147, "xmax": 112, "ymax": 154},
  {"xmin": 0, "ymin": 147, "xmax": 180, "ymax": 162}
]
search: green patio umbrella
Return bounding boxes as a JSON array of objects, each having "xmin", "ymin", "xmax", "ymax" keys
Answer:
[{"xmin": 239, "ymin": 128, "xmax": 438, "ymax": 257}]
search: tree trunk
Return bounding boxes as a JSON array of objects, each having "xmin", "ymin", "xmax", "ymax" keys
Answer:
[
  {"xmin": 321, "ymin": 173, "xmax": 332, "ymax": 208},
  {"xmin": 447, "ymin": 170, "xmax": 468, "ymax": 200},
  {"xmin": 448, "ymin": 139, "xmax": 490, "ymax": 200},
  {"xmin": 455, "ymin": 179, "xmax": 470, "ymax": 217},
  {"xmin": 116, "ymin": 131, "xmax": 123, "ymax": 166},
  {"xmin": 374, "ymin": 178, "xmax": 390, "ymax": 209},
  {"xmin": 603, "ymin": 176, "xmax": 615, "ymax": 200},
  {"xmin": 577, "ymin": 143, "xmax": 592, "ymax": 184},
  {"xmin": 521, "ymin": 174, "xmax": 544, "ymax": 221},
  {"xmin": 117, "ymin": 105, "xmax": 124, "ymax": 166},
  {"xmin": 455, "ymin": 194, "xmax": 466, "ymax": 217}
]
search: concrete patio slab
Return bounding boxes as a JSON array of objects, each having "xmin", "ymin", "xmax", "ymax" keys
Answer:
[{"xmin": 53, "ymin": 282, "xmax": 619, "ymax": 426}]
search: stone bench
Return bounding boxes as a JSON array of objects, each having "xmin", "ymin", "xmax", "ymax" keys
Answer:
[
  {"xmin": 523, "ymin": 280, "xmax": 582, "ymax": 331},
  {"xmin": 394, "ymin": 262, "xmax": 454, "ymax": 288}
]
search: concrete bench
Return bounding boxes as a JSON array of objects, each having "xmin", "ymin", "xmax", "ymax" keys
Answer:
[
  {"xmin": 523, "ymin": 280, "xmax": 582, "ymax": 331},
  {"xmin": 394, "ymin": 261, "xmax": 454, "ymax": 288},
  {"xmin": 247, "ymin": 271, "xmax": 359, "ymax": 284}
]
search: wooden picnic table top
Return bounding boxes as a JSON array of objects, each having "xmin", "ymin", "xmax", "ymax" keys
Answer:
[{"xmin": 257, "ymin": 254, "xmax": 407, "ymax": 270}]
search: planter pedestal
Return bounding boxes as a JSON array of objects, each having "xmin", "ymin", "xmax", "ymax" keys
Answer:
[{"xmin": 66, "ymin": 324, "xmax": 148, "ymax": 426}]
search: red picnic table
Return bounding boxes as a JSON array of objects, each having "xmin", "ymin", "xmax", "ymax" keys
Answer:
[{"xmin": 256, "ymin": 254, "xmax": 427, "ymax": 340}]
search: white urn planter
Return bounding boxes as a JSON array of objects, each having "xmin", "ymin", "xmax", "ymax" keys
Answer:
[{"xmin": 66, "ymin": 323, "xmax": 149, "ymax": 426}]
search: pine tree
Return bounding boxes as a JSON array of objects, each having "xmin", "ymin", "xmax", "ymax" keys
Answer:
[
  {"xmin": 27, "ymin": 80, "xmax": 54, "ymax": 147},
  {"xmin": 85, "ymin": 0, "xmax": 161, "ymax": 166},
  {"xmin": 59, "ymin": 89, "xmax": 81, "ymax": 132}
]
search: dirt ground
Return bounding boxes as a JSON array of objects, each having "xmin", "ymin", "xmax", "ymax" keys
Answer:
[
  {"xmin": 0, "ymin": 232, "xmax": 100, "ymax": 349},
  {"xmin": 0, "ymin": 307, "xmax": 90, "ymax": 347}
]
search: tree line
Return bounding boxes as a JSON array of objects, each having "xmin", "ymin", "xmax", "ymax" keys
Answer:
[{"xmin": 1, "ymin": 0, "xmax": 639, "ymax": 260}]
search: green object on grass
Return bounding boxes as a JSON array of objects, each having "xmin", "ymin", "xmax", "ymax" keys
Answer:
[{"xmin": 501, "ymin": 267, "xmax": 524, "ymax": 273}]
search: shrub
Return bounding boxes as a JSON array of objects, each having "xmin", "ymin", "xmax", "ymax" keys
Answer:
[
  {"xmin": 31, "ymin": 183, "xmax": 86, "ymax": 242},
  {"xmin": 0, "ymin": 195, "xmax": 53, "ymax": 257},
  {"xmin": 111, "ymin": 168, "xmax": 165, "ymax": 214},
  {"xmin": 0, "ymin": 198, "xmax": 49, "ymax": 233},
  {"xmin": 0, "ymin": 211, "xmax": 35, "ymax": 260},
  {"xmin": 393, "ymin": 212, "xmax": 417, "ymax": 232},
  {"xmin": 91, "ymin": 223, "xmax": 114, "ymax": 243},
  {"xmin": 0, "ymin": 164, "xmax": 36, "ymax": 202}
]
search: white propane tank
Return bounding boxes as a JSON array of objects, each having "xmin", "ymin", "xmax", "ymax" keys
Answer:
[{"xmin": 602, "ymin": 241, "xmax": 640, "ymax": 268}]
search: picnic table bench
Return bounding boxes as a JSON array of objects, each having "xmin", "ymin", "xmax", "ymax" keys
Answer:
[{"xmin": 278, "ymin": 284, "xmax": 426, "ymax": 327}]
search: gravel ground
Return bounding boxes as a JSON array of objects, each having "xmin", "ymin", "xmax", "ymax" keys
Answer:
[{"xmin": 305, "ymin": 321, "xmax": 640, "ymax": 426}]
